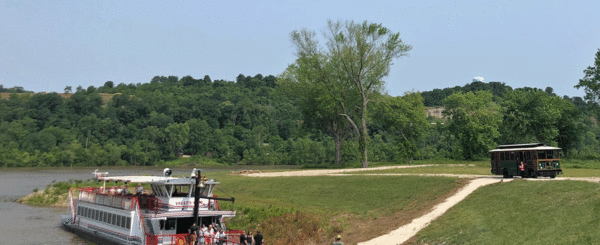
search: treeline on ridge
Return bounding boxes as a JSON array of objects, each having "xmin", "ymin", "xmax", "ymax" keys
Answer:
[{"xmin": 0, "ymin": 76, "xmax": 599, "ymax": 167}]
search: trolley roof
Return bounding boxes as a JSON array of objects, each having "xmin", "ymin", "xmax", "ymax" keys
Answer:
[{"xmin": 489, "ymin": 145, "xmax": 561, "ymax": 153}]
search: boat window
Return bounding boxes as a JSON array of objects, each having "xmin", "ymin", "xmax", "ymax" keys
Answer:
[
  {"xmin": 150, "ymin": 184, "xmax": 158, "ymax": 196},
  {"xmin": 166, "ymin": 185, "xmax": 173, "ymax": 197},
  {"xmin": 160, "ymin": 220, "xmax": 165, "ymax": 230},
  {"xmin": 165, "ymin": 218, "xmax": 176, "ymax": 230},
  {"xmin": 173, "ymin": 185, "xmax": 191, "ymax": 197},
  {"xmin": 158, "ymin": 185, "xmax": 168, "ymax": 197},
  {"xmin": 126, "ymin": 217, "xmax": 131, "ymax": 229},
  {"xmin": 104, "ymin": 212, "xmax": 108, "ymax": 223},
  {"xmin": 108, "ymin": 212, "xmax": 112, "ymax": 224},
  {"xmin": 112, "ymin": 214, "xmax": 117, "ymax": 225},
  {"xmin": 99, "ymin": 211, "xmax": 103, "ymax": 221}
]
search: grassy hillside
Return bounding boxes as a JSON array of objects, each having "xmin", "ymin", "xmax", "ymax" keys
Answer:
[{"xmin": 411, "ymin": 180, "xmax": 600, "ymax": 245}]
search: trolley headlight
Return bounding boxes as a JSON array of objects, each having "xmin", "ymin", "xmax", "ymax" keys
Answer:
[{"xmin": 539, "ymin": 163, "xmax": 543, "ymax": 169}]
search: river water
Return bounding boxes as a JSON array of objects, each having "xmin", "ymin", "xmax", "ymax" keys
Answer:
[{"xmin": 0, "ymin": 168, "xmax": 205, "ymax": 244}]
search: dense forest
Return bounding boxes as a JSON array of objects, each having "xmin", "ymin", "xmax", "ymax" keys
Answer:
[{"xmin": 1, "ymin": 74, "xmax": 599, "ymax": 167}]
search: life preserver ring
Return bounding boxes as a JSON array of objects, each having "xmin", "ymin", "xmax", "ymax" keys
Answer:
[{"xmin": 175, "ymin": 236, "xmax": 186, "ymax": 245}]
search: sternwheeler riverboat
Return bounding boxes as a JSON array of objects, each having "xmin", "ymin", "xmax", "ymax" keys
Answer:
[{"xmin": 61, "ymin": 168, "xmax": 240, "ymax": 245}]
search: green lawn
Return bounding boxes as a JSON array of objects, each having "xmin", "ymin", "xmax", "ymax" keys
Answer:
[
  {"xmin": 412, "ymin": 180, "xmax": 600, "ymax": 245},
  {"xmin": 209, "ymin": 171, "xmax": 466, "ymax": 243}
]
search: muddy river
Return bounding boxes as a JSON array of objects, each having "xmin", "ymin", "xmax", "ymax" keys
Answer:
[{"xmin": 0, "ymin": 168, "xmax": 212, "ymax": 244}]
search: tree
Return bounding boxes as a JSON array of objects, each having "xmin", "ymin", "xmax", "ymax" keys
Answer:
[
  {"xmin": 575, "ymin": 48, "xmax": 600, "ymax": 106},
  {"xmin": 165, "ymin": 123, "xmax": 190, "ymax": 156},
  {"xmin": 290, "ymin": 20, "xmax": 411, "ymax": 167},
  {"xmin": 500, "ymin": 89, "xmax": 562, "ymax": 145},
  {"xmin": 373, "ymin": 92, "xmax": 428, "ymax": 162},
  {"xmin": 443, "ymin": 91, "xmax": 502, "ymax": 160},
  {"xmin": 500, "ymin": 89, "xmax": 582, "ymax": 152},
  {"xmin": 64, "ymin": 86, "xmax": 72, "ymax": 94}
]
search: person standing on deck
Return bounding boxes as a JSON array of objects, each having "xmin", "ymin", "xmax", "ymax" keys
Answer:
[
  {"xmin": 188, "ymin": 222, "xmax": 198, "ymax": 245},
  {"xmin": 136, "ymin": 183, "xmax": 144, "ymax": 195}
]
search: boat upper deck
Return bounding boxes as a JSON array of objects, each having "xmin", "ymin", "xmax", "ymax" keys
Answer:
[{"xmin": 74, "ymin": 168, "xmax": 231, "ymax": 216}]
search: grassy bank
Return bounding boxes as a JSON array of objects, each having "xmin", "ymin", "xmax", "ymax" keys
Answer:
[
  {"xmin": 18, "ymin": 179, "xmax": 98, "ymax": 206},
  {"xmin": 208, "ymin": 171, "xmax": 468, "ymax": 244},
  {"xmin": 411, "ymin": 180, "xmax": 600, "ymax": 245}
]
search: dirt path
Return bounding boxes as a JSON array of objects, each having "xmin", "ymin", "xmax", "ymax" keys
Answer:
[{"xmin": 243, "ymin": 164, "xmax": 474, "ymax": 177}]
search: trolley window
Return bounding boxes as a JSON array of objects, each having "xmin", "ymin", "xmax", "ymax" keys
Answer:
[{"xmin": 538, "ymin": 150, "xmax": 546, "ymax": 159}]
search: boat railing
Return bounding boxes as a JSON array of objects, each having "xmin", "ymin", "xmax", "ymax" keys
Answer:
[
  {"xmin": 145, "ymin": 233, "xmax": 190, "ymax": 245},
  {"xmin": 75, "ymin": 187, "xmax": 162, "ymax": 212},
  {"xmin": 145, "ymin": 232, "xmax": 243, "ymax": 245}
]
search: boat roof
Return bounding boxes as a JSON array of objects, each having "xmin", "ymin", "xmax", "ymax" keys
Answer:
[
  {"xmin": 94, "ymin": 169, "xmax": 220, "ymax": 185},
  {"xmin": 489, "ymin": 145, "xmax": 561, "ymax": 152}
]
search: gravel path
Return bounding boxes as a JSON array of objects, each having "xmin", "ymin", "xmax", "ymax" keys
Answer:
[{"xmin": 243, "ymin": 164, "xmax": 473, "ymax": 177}]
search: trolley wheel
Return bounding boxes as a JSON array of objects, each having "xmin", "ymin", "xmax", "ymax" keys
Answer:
[
  {"xmin": 550, "ymin": 174, "xmax": 556, "ymax": 179},
  {"xmin": 503, "ymin": 169, "xmax": 509, "ymax": 178},
  {"xmin": 521, "ymin": 171, "xmax": 527, "ymax": 178},
  {"xmin": 529, "ymin": 169, "xmax": 537, "ymax": 178}
]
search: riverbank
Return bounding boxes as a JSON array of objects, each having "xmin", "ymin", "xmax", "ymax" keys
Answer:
[{"xmin": 17, "ymin": 187, "xmax": 69, "ymax": 207}]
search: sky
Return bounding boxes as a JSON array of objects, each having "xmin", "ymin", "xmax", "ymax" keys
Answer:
[{"xmin": 1, "ymin": 0, "xmax": 599, "ymax": 98}]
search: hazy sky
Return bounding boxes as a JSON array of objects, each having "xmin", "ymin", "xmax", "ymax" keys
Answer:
[{"xmin": 1, "ymin": 0, "xmax": 599, "ymax": 98}]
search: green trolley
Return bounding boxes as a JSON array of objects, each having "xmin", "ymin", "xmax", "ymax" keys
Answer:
[{"xmin": 490, "ymin": 143, "xmax": 562, "ymax": 178}]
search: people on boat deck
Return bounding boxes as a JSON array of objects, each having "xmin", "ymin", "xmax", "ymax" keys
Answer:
[
  {"xmin": 331, "ymin": 234, "xmax": 344, "ymax": 245},
  {"xmin": 189, "ymin": 223, "xmax": 199, "ymax": 245},
  {"xmin": 215, "ymin": 229, "xmax": 226, "ymax": 245},
  {"xmin": 254, "ymin": 231, "xmax": 263, "ymax": 245},
  {"xmin": 136, "ymin": 183, "xmax": 144, "ymax": 195}
]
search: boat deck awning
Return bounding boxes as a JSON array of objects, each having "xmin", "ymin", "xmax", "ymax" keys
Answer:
[
  {"xmin": 96, "ymin": 175, "xmax": 196, "ymax": 184},
  {"xmin": 144, "ymin": 210, "xmax": 237, "ymax": 218}
]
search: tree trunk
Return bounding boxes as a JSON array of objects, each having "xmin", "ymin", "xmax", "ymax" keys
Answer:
[
  {"xmin": 360, "ymin": 100, "xmax": 368, "ymax": 168},
  {"xmin": 334, "ymin": 132, "xmax": 342, "ymax": 165}
]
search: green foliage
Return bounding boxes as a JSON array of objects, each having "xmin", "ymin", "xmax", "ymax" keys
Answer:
[
  {"xmin": 575, "ymin": 48, "xmax": 600, "ymax": 106},
  {"xmin": 372, "ymin": 92, "xmax": 428, "ymax": 161},
  {"xmin": 443, "ymin": 91, "xmax": 502, "ymax": 160}
]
